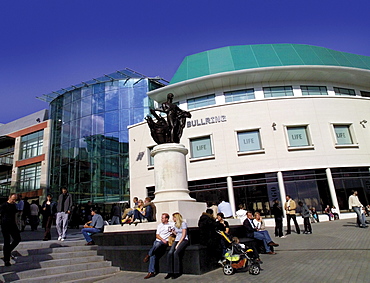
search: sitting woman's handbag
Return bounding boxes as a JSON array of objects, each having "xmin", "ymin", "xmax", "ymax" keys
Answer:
[{"xmin": 168, "ymin": 234, "xmax": 176, "ymax": 246}]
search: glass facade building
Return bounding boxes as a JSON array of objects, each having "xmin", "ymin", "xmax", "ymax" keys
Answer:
[{"xmin": 43, "ymin": 69, "xmax": 165, "ymax": 204}]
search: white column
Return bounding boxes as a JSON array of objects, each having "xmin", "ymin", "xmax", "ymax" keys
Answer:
[
  {"xmin": 227, "ymin": 176, "xmax": 236, "ymax": 217},
  {"xmin": 326, "ymin": 168, "xmax": 340, "ymax": 214},
  {"xmin": 277, "ymin": 171, "xmax": 287, "ymax": 218}
]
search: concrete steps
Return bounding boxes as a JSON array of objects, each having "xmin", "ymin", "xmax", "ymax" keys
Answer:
[{"xmin": 0, "ymin": 240, "xmax": 120, "ymax": 282}]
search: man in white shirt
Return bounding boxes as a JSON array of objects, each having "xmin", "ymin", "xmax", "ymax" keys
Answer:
[
  {"xmin": 218, "ymin": 198, "xmax": 233, "ymax": 218},
  {"xmin": 348, "ymin": 190, "xmax": 368, "ymax": 228},
  {"xmin": 143, "ymin": 213, "xmax": 173, "ymax": 279}
]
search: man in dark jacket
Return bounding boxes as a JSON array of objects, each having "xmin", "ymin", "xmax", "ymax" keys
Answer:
[
  {"xmin": 272, "ymin": 199, "xmax": 285, "ymax": 238},
  {"xmin": 298, "ymin": 201, "xmax": 312, "ymax": 234},
  {"xmin": 56, "ymin": 187, "xmax": 72, "ymax": 241},
  {"xmin": 0, "ymin": 193, "xmax": 21, "ymax": 266}
]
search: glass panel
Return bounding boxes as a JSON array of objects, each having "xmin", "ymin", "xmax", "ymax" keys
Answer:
[
  {"xmin": 263, "ymin": 86, "xmax": 293, "ymax": 98},
  {"xmin": 20, "ymin": 130, "xmax": 44, "ymax": 159},
  {"xmin": 301, "ymin": 86, "xmax": 328, "ymax": 95},
  {"xmin": 105, "ymin": 111, "xmax": 119, "ymax": 133},
  {"xmin": 225, "ymin": 88, "xmax": 255, "ymax": 103},
  {"xmin": 191, "ymin": 136, "xmax": 212, "ymax": 158},
  {"xmin": 334, "ymin": 125, "xmax": 353, "ymax": 144},
  {"xmin": 81, "ymin": 96, "xmax": 92, "ymax": 117},
  {"xmin": 92, "ymin": 114, "xmax": 104, "ymax": 135},
  {"xmin": 333, "ymin": 87, "xmax": 356, "ymax": 96},
  {"xmin": 287, "ymin": 126, "xmax": 309, "ymax": 147},
  {"xmin": 105, "ymin": 90, "xmax": 119, "ymax": 112},
  {"xmin": 237, "ymin": 130, "xmax": 262, "ymax": 152},
  {"xmin": 188, "ymin": 94, "xmax": 215, "ymax": 110}
]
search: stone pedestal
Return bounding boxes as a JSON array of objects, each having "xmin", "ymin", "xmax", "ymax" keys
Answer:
[{"xmin": 151, "ymin": 143, "xmax": 206, "ymax": 219}]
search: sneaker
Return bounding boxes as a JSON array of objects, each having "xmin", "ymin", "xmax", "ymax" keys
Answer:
[
  {"xmin": 58, "ymin": 236, "xmax": 62, "ymax": 241},
  {"xmin": 280, "ymin": 236, "xmax": 287, "ymax": 238},
  {"xmin": 61, "ymin": 238, "xmax": 65, "ymax": 242}
]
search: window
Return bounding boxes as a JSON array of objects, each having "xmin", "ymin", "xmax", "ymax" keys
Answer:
[
  {"xmin": 360, "ymin": 91, "xmax": 370, "ymax": 98},
  {"xmin": 20, "ymin": 130, "xmax": 44, "ymax": 160},
  {"xmin": 333, "ymin": 87, "xmax": 355, "ymax": 96},
  {"xmin": 148, "ymin": 146, "xmax": 154, "ymax": 167},
  {"xmin": 18, "ymin": 163, "xmax": 41, "ymax": 192},
  {"xmin": 225, "ymin": 89, "xmax": 255, "ymax": 103},
  {"xmin": 334, "ymin": 125, "xmax": 354, "ymax": 145},
  {"xmin": 263, "ymin": 86, "xmax": 293, "ymax": 98},
  {"xmin": 187, "ymin": 94, "xmax": 215, "ymax": 110},
  {"xmin": 301, "ymin": 86, "xmax": 328, "ymax": 96},
  {"xmin": 237, "ymin": 130, "xmax": 262, "ymax": 152},
  {"xmin": 190, "ymin": 136, "xmax": 213, "ymax": 159},
  {"xmin": 286, "ymin": 126, "xmax": 311, "ymax": 148}
]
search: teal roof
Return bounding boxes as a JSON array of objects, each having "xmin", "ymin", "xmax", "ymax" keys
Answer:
[{"xmin": 170, "ymin": 44, "xmax": 370, "ymax": 84}]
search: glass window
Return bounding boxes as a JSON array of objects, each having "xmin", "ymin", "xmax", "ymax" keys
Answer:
[
  {"xmin": 301, "ymin": 86, "xmax": 328, "ymax": 95},
  {"xmin": 190, "ymin": 136, "xmax": 213, "ymax": 158},
  {"xmin": 20, "ymin": 130, "xmax": 44, "ymax": 160},
  {"xmin": 18, "ymin": 163, "xmax": 41, "ymax": 192},
  {"xmin": 237, "ymin": 130, "xmax": 262, "ymax": 152},
  {"xmin": 360, "ymin": 91, "xmax": 370, "ymax": 98},
  {"xmin": 225, "ymin": 89, "xmax": 255, "ymax": 103},
  {"xmin": 334, "ymin": 125, "xmax": 353, "ymax": 145},
  {"xmin": 287, "ymin": 126, "xmax": 310, "ymax": 147},
  {"xmin": 187, "ymin": 94, "xmax": 215, "ymax": 110},
  {"xmin": 333, "ymin": 87, "xmax": 355, "ymax": 96},
  {"xmin": 263, "ymin": 86, "xmax": 293, "ymax": 98},
  {"xmin": 148, "ymin": 147, "xmax": 154, "ymax": 166}
]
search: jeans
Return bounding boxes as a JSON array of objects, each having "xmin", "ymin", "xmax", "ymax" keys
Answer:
[
  {"xmin": 253, "ymin": 230, "xmax": 272, "ymax": 253},
  {"xmin": 303, "ymin": 217, "xmax": 312, "ymax": 232},
  {"xmin": 274, "ymin": 217, "xmax": 283, "ymax": 237},
  {"xmin": 81, "ymin": 227, "xmax": 102, "ymax": 243},
  {"xmin": 56, "ymin": 212, "xmax": 69, "ymax": 238},
  {"xmin": 353, "ymin": 206, "xmax": 366, "ymax": 227},
  {"xmin": 167, "ymin": 240, "xmax": 188, "ymax": 274},
  {"xmin": 111, "ymin": 216, "xmax": 120, "ymax": 225},
  {"xmin": 148, "ymin": 240, "xmax": 167, "ymax": 273}
]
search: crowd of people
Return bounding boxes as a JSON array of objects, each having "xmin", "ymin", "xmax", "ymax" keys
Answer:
[{"xmin": 1, "ymin": 189, "xmax": 369, "ymax": 272}]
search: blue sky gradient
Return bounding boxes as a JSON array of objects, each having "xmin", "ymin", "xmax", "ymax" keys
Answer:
[{"xmin": 1, "ymin": 0, "xmax": 369, "ymax": 123}]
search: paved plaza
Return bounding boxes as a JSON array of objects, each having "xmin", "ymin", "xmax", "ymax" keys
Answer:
[{"xmin": 1, "ymin": 216, "xmax": 369, "ymax": 283}]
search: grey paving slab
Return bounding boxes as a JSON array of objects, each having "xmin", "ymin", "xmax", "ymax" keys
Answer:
[{"xmin": 96, "ymin": 217, "xmax": 370, "ymax": 283}]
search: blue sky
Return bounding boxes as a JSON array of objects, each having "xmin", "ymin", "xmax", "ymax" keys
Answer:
[{"xmin": 1, "ymin": 0, "xmax": 369, "ymax": 123}]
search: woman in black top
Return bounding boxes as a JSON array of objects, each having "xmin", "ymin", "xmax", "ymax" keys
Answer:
[{"xmin": 41, "ymin": 194, "xmax": 57, "ymax": 241}]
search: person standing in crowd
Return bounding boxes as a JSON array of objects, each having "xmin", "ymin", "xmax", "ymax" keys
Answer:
[
  {"xmin": 22, "ymin": 197, "xmax": 30, "ymax": 231},
  {"xmin": 298, "ymin": 201, "xmax": 312, "ymax": 234},
  {"xmin": 41, "ymin": 194, "xmax": 57, "ymax": 241},
  {"xmin": 217, "ymin": 198, "xmax": 233, "ymax": 218},
  {"xmin": 0, "ymin": 193, "xmax": 21, "ymax": 266},
  {"xmin": 272, "ymin": 199, "xmax": 285, "ymax": 238},
  {"xmin": 235, "ymin": 204, "xmax": 247, "ymax": 224},
  {"xmin": 16, "ymin": 194, "xmax": 24, "ymax": 231},
  {"xmin": 349, "ymin": 190, "xmax": 368, "ymax": 228},
  {"xmin": 81, "ymin": 209, "xmax": 104, "ymax": 245},
  {"xmin": 56, "ymin": 187, "xmax": 73, "ymax": 241},
  {"xmin": 30, "ymin": 200, "xmax": 40, "ymax": 231},
  {"xmin": 284, "ymin": 195, "xmax": 300, "ymax": 235},
  {"xmin": 143, "ymin": 213, "xmax": 173, "ymax": 279},
  {"xmin": 165, "ymin": 212, "xmax": 188, "ymax": 280},
  {"xmin": 110, "ymin": 203, "xmax": 121, "ymax": 225},
  {"xmin": 216, "ymin": 212, "xmax": 230, "ymax": 256}
]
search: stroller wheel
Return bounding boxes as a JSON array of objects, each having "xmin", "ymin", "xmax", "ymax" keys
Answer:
[
  {"xmin": 223, "ymin": 264, "xmax": 234, "ymax": 275},
  {"xmin": 249, "ymin": 264, "xmax": 260, "ymax": 275}
]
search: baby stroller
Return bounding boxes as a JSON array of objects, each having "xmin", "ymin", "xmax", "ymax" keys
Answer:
[{"xmin": 217, "ymin": 231, "xmax": 261, "ymax": 276}]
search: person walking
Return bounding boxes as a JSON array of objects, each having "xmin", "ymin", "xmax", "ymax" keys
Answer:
[
  {"xmin": 29, "ymin": 200, "xmax": 40, "ymax": 231},
  {"xmin": 348, "ymin": 190, "xmax": 368, "ymax": 228},
  {"xmin": 16, "ymin": 194, "xmax": 24, "ymax": 231},
  {"xmin": 298, "ymin": 201, "xmax": 312, "ymax": 234},
  {"xmin": 143, "ymin": 213, "xmax": 173, "ymax": 279},
  {"xmin": 41, "ymin": 194, "xmax": 57, "ymax": 241},
  {"xmin": 56, "ymin": 187, "xmax": 73, "ymax": 241},
  {"xmin": 0, "ymin": 193, "xmax": 21, "ymax": 266},
  {"xmin": 284, "ymin": 195, "xmax": 300, "ymax": 235}
]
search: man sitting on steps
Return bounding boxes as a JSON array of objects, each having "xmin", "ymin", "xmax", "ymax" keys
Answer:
[{"xmin": 81, "ymin": 209, "xmax": 104, "ymax": 245}]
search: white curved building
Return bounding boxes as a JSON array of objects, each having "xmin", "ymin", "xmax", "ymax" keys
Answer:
[{"xmin": 128, "ymin": 44, "xmax": 370, "ymax": 217}]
